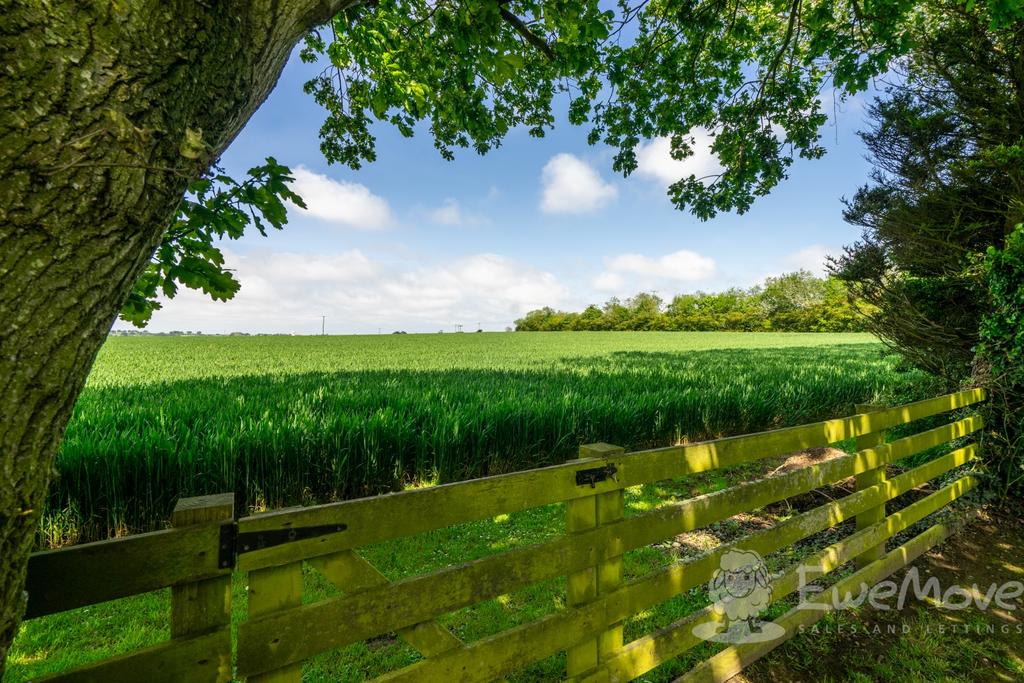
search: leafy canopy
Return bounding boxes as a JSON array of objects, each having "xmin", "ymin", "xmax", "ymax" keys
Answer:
[
  {"xmin": 979, "ymin": 224, "xmax": 1024, "ymax": 494},
  {"xmin": 301, "ymin": 0, "xmax": 920, "ymax": 218},
  {"xmin": 831, "ymin": 0, "xmax": 1024, "ymax": 378},
  {"xmin": 122, "ymin": 159, "xmax": 303, "ymax": 326},
  {"xmin": 126, "ymin": 0, "xmax": 1020, "ymax": 325}
]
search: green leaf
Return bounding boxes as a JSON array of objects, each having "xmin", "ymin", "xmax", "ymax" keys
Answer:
[{"xmin": 121, "ymin": 159, "xmax": 302, "ymax": 327}]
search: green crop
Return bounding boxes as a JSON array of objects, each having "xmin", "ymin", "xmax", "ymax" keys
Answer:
[{"xmin": 45, "ymin": 332, "xmax": 939, "ymax": 544}]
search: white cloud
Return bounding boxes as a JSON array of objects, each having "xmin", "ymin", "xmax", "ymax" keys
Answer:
[
  {"xmin": 427, "ymin": 198, "xmax": 486, "ymax": 227},
  {"xmin": 607, "ymin": 250, "xmax": 717, "ymax": 281},
  {"xmin": 238, "ymin": 250, "xmax": 378, "ymax": 284},
  {"xmin": 782, "ymin": 245, "xmax": 837, "ymax": 277},
  {"xmin": 592, "ymin": 272, "xmax": 625, "ymax": 292},
  {"xmin": 635, "ymin": 131, "xmax": 724, "ymax": 187},
  {"xmin": 384, "ymin": 254, "xmax": 567, "ymax": 319},
  {"xmin": 118, "ymin": 250, "xmax": 568, "ymax": 334},
  {"xmin": 540, "ymin": 153, "xmax": 618, "ymax": 214},
  {"xmin": 287, "ymin": 166, "xmax": 394, "ymax": 230},
  {"xmin": 590, "ymin": 249, "xmax": 718, "ymax": 295},
  {"xmin": 429, "ymin": 199, "xmax": 464, "ymax": 225},
  {"xmin": 590, "ymin": 249, "xmax": 718, "ymax": 296}
]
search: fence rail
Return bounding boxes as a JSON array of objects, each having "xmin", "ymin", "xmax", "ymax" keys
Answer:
[{"xmin": 22, "ymin": 388, "xmax": 986, "ymax": 682}]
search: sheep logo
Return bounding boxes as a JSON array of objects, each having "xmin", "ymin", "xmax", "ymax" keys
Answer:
[{"xmin": 692, "ymin": 548, "xmax": 786, "ymax": 643}]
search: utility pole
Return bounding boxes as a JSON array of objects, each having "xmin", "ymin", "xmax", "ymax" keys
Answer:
[{"xmin": 321, "ymin": 316, "xmax": 326, "ymax": 336}]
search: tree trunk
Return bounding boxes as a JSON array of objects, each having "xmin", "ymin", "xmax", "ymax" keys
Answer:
[{"xmin": 0, "ymin": 0, "xmax": 349, "ymax": 672}]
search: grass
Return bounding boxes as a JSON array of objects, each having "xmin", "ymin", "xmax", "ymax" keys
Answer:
[
  {"xmin": 6, "ymin": 456, "xmax": 796, "ymax": 682},
  {"xmin": 15, "ymin": 331, "xmax": 998, "ymax": 682},
  {"xmin": 47, "ymin": 331, "xmax": 938, "ymax": 543},
  {"xmin": 12, "ymin": 442, "xmax": 996, "ymax": 683},
  {"xmin": 747, "ymin": 606, "xmax": 1024, "ymax": 682},
  {"xmin": 743, "ymin": 508, "xmax": 1024, "ymax": 682}
]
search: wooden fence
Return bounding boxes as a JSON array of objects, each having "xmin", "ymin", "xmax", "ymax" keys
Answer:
[{"xmin": 22, "ymin": 388, "xmax": 986, "ymax": 682}]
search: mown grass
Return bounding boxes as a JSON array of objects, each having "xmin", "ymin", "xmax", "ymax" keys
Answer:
[{"xmin": 47, "ymin": 332, "xmax": 939, "ymax": 542}]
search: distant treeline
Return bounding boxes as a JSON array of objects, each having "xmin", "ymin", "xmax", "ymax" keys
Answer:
[
  {"xmin": 110, "ymin": 329, "xmax": 206, "ymax": 336},
  {"xmin": 515, "ymin": 271, "xmax": 869, "ymax": 332}
]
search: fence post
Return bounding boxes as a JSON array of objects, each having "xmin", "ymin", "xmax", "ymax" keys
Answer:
[
  {"xmin": 855, "ymin": 403, "xmax": 887, "ymax": 567},
  {"xmin": 171, "ymin": 493, "xmax": 234, "ymax": 681},
  {"xmin": 248, "ymin": 561, "xmax": 304, "ymax": 682},
  {"xmin": 566, "ymin": 442, "xmax": 625, "ymax": 678}
]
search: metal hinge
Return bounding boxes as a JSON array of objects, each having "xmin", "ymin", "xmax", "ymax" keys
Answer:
[
  {"xmin": 218, "ymin": 521, "xmax": 348, "ymax": 569},
  {"xmin": 575, "ymin": 464, "xmax": 618, "ymax": 488}
]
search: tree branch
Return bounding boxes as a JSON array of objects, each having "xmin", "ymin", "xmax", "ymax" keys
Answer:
[
  {"xmin": 756, "ymin": 0, "xmax": 801, "ymax": 105},
  {"xmin": 304, "ymin": 0, "xmax": 363, "ymax": 23},
  {"xmin": 301, "ymin": 0, "xmax": 555, "ymax": 61},
  {"xmin": 498, "ymin": 6, "xmax": 556, "ymax": 60}
]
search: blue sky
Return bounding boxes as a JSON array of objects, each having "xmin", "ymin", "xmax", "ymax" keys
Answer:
[{"xmin": 123, "ymin": 49, "xmax": 878, "ymax": 335}]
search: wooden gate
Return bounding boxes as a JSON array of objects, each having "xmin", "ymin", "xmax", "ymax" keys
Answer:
[{"xmin": 21, "ymin": 388, "xmax": 986, "ymax": 682}]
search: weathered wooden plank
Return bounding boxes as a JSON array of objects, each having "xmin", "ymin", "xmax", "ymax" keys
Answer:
[
  {"xmin": 171, "ymin": 494, "xmax": 234, "ymax": 640},
  {"xmin": 676, "ymin": 521, "xmax": 963, "ymax": 683},
  {"xmin": 578, "ymin": 473, "xmax": 979, "ymax": 683},
  {"xmin": 39, "ymin": 628, "xmax": 231, "ymax": 683},
  {"xmin": 25, "ymin": 521, "xmax": 229, "ymax": 619},
  {"xmin": 565, "ymin": 443, "xmax": 627, "ymax": 675},
  {"xmin": 566, "ymin": 451, "xmax": 601, "ymax": 676},
  {"xmin": 596, "ymin": 474, "xmax": 625, "ymax": 666},
  {"xmin": 247, "ymin": 562, "xmax": 303, "ymax": 683},
  {"xmin": 371, "ymin": 450, "xmax": 979, "ymax": 683},
  {"xmin": 236, "ymin": 389, "xmax": 985, "ymax": 570},
  {"xmin": 236, "ymin": 423, "xmax": 980, "ymax": 679},
  {"xmin": 592, "ymin": 444, "xmax": 979, "ymax": 643},
  {"xmin": 308, "ymin": 550, "xmax": 463, "ymax": 657},
  {"xmin": 854, "ymin": 403, "xmax": 887, "ymax": 568}
]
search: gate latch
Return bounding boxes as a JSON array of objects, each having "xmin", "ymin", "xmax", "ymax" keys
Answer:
[{"xmin": 575, "ymin": 464, "xmax": 618, "ymax": 488}]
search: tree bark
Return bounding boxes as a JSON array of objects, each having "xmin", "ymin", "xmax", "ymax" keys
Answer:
[{"xmin": 0, "ymin": 0, "xmax": 351, "ymax": 672}]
